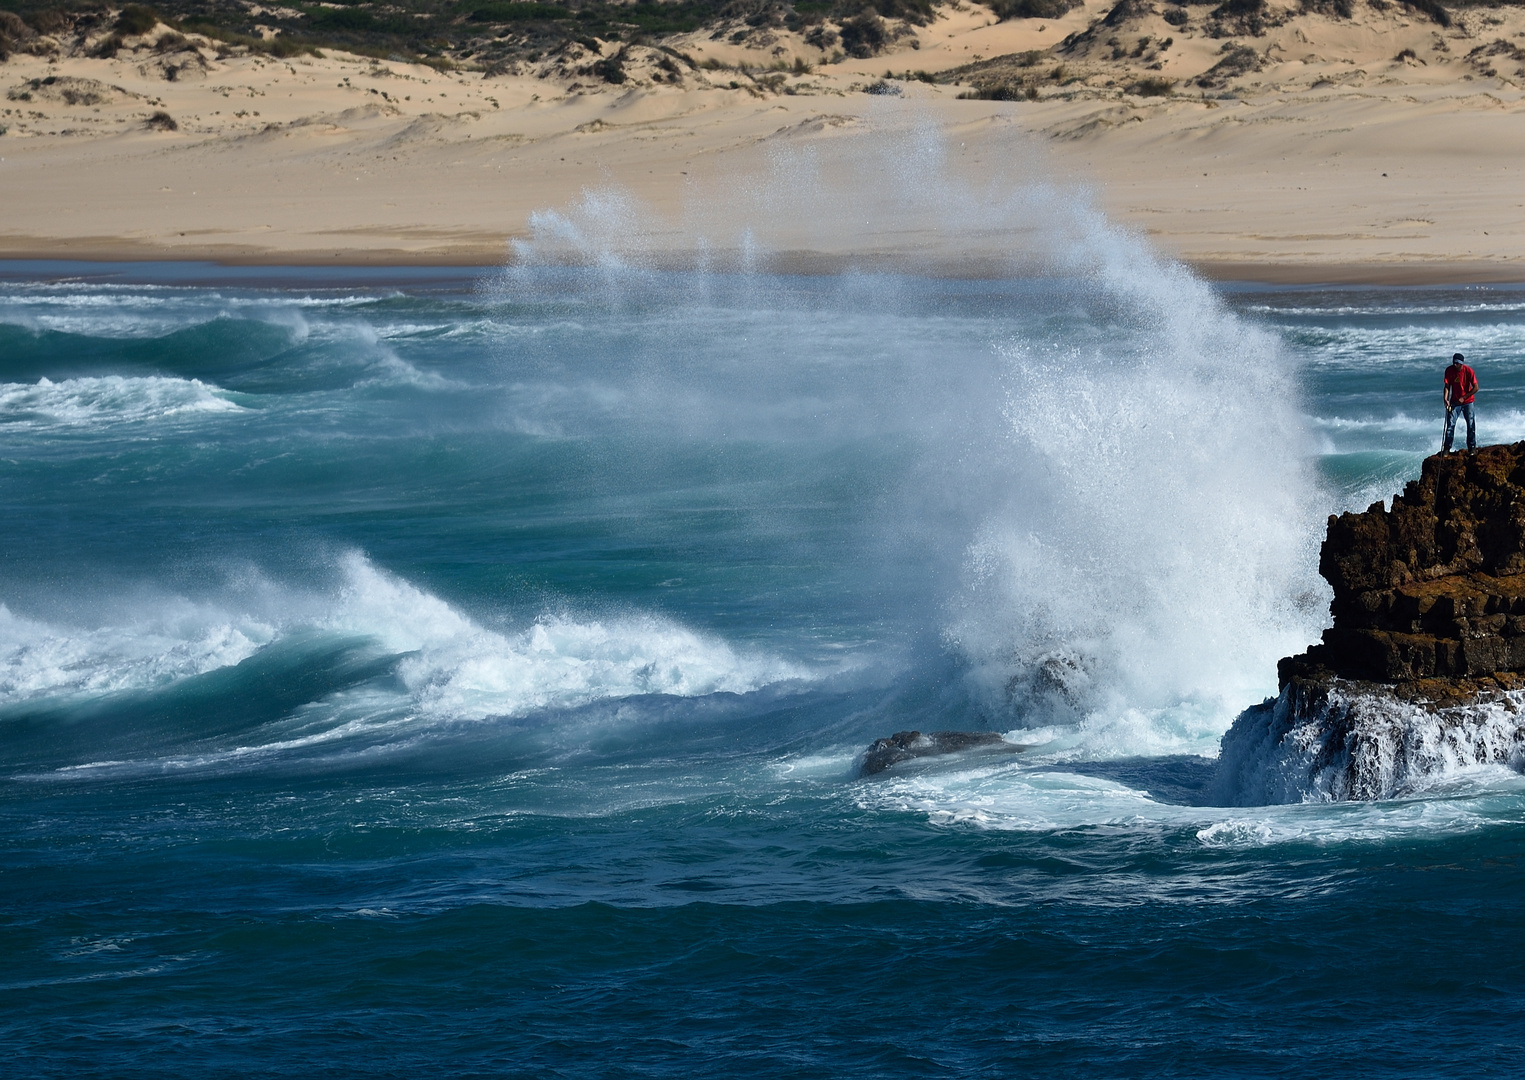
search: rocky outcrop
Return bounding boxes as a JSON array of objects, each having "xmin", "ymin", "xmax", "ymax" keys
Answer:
[
  {"xmin": 857, "ymin": 730, "xmax": 1024, "ymax": 777},
  {"xmin": 1220, "ymin": 446, "xmax": 1525, "ymax": 803},
  {"xmin": 1283, "ymin": 445, "xmax": 1525, "ymax": 694}
]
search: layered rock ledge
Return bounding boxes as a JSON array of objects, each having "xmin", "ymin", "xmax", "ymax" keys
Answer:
[
  {"xmin": 1283, "ymin": 445, "xmax": 1525, "ymax": 695},
  {"xmin": 1218, "ymin": 446, "xmax": 1525, "ymax": 803}
]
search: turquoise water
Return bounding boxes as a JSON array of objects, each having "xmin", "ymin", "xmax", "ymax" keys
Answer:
[{"xmin": 3, "ymin": 260, "xmax": 1525, "ymax": 1076}]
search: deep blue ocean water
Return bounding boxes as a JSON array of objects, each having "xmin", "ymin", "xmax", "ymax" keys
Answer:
[{"xmin": 4, "ymin": 257, "xmax": 1525, "ymax": 1078}]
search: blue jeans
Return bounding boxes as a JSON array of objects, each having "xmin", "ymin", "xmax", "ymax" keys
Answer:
[{"xmin": 1444, "ymin": 401, "xmax": 1475, "ymax": 452}]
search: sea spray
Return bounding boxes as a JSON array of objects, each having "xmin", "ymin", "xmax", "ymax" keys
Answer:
[
  {"xmin": 490, "ymin": 122, "xmax": 1331, "ymax": 751},
  {"xmin": 494, "ymin": 119, "xmax": 1088, "ymax": 279},
  {"xmin": 947, "ymin": 258, "xmax": 1326, "ymax": 744}
]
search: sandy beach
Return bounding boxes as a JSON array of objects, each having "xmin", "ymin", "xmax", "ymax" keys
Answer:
[{"xmin": 3, "ymin": 0, "xmax": 1524, "ymax": 280}]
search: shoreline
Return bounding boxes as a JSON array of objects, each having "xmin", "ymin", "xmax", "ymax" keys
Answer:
[{"xmin": 4, "ymin": 249, "xmax": 1525, "ymax": 287}]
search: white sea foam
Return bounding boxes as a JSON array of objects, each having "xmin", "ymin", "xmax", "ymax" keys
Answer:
[
  {"xmin": 1296, "ymin": 319, "xmax": 1525, "ymax": 353},
  {"xmin": 0, "ymin": 285, "xmax": 384, "ymax": 338},
  {"xmin": 1192, "ymin": 791, "xmax": 1523, "ymax": 848},
  {"xmin": 1310, "ymin": 409, "xmax": 1525, "ymax": 448},
  {"xmin": 859, "ymin": 764, "xmax": 1169, "ymax": 832},
  {"xmin": 0, "ymin": 375, "xmax": 245, "ymax": 428},
  {"xmin": 1242, "ymin": 297, "xmax": 1525, "ymax": 319},
  {"xmin": 994, "ymin": 696, "xmax": 1257, "ymax": 762},
  {"xmin": 852, "ymin": 752, "xmax": 1523, "ymax": 844}
]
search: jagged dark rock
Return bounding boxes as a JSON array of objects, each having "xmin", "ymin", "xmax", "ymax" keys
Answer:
[
  {"xmin": 1282, "ymin": 444, "xmax": 1525, "ymax": 693},
  {"xmin": 1220, "ymin": 446, "xmax": 1525, "ymax": 803},
  {"xmin": 857, "ymin": 730, "xmax": 1024, "ymax": 777}
]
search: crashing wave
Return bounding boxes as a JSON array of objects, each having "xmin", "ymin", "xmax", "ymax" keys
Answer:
[
  {"xmin": 1212, "ymin": 677, "xmax": 1525, "ymax": 804},
  {"xmin": 0, "ymin": 554, "xmax": 810, "ymax": 728}
]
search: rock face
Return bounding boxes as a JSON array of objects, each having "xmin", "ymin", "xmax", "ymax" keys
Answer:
[
  {"xmin": 1283, "ymin": 445, "xmax": 1525, "ymax": 692},
  {"xmin": 1219, "ymin": 446, "xmax": 1525, "ymax": 804},
  {"xmin": 857, "ymin": 730, "xmax": 1023, "ymax": 777}
]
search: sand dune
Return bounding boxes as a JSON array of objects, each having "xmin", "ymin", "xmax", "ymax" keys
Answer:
[{"xmin": 2, "ymin": 0, "xmax": 1523, "ymax": 280}]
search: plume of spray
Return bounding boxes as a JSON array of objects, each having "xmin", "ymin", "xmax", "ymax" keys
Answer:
[
  {"xmin": 487, "ymin": 114, "xmax": 1330, "ymax": 756},
  {"xmin": 951, "ymin": 231, "xmax": 1326, "ymax": 754}
]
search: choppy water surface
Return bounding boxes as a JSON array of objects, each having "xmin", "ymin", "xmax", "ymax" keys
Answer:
[{"xmin": 3, "ymin": 261, "xmax": 1524, "ymax": 1077}]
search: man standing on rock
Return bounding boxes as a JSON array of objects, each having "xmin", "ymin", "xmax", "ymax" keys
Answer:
[{"xmin": 1443, "ymin": 352, "xmax": 1478, "ymax": 453}]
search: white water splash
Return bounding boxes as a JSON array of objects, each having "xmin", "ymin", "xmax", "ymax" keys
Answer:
[
  {"xmin": 490, "ymin": 122, "xmax": 1330, "ymax": 751},
  {"xmin": 1214, "ymin": 681, "xmax": 1525, "ymax": 804}
]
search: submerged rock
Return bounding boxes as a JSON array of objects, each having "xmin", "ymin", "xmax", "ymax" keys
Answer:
[
  {"xmin": 1221, "ymin": 446, "xmax": 1525, "ymax": 803},
  {"xmin": 857, "ymin": 730, "xmax": 1024, "ymax": 777}
]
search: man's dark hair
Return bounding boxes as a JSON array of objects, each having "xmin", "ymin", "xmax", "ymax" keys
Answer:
[{"xmin": 1454, "ymin": 353, "xmax": 1465, "ymax": 362}]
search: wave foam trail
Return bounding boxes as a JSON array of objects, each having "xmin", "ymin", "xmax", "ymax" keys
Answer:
[{"xmin": 0, "ymin": 375, "xmax": 244, "ymax": 428}]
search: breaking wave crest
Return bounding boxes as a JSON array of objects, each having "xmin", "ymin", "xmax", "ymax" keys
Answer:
[
  {"xmin": 0, "ymin": 602, "xmax": 271, "ymax": 704},
  {"xmin": 0, "ymin": 375, "xmax": 244, "ymax": 429},
  {"xmin": 0, "ymin": 554, "xmax": 811, "ymax": 774},
  {"xmin": 322, "ymin": 553, "xmax": 809, "ymax": 721}
]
